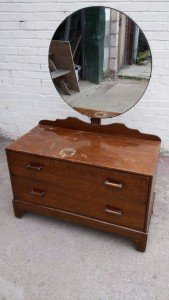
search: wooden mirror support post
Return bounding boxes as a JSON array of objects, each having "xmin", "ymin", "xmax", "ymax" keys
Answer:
[
  {"xmin": 6, "ymin": 117, "xmax": 161, "ymax": 252},
  {"xmin": 91, "ymin": 117, "xmax": 101, "ymax": 125}
]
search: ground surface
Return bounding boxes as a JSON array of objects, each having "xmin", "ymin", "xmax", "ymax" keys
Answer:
[
  {"xmin": 63, "ymin": 78, "xmax": 149, "ymax": 116},
  {"xmin": 59, "ymin": 61, "xmax": 151, "ymax": 117},
  {"xmin": 118, "ymin": 60, "xmax": 151, "ymax": 80},
  {"xmin": 0, "ymin": 138, "xmax": 169, "ymax": 300}
]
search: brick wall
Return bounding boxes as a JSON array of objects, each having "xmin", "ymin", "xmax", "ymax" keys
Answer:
[{"xmin": 0, "ymin": 0, "xmax": 169, "ymax": 150}]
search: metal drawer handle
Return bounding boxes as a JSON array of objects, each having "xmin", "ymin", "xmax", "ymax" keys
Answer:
[
  {"xmin": 104, "ymin": 180, "xmax": 123, "ymax": 189},
  {"xmin": 25, "ymin": 164, "xmax": 42, "ymax": 171},
  {"xmin": 30, "ymin": 189, "xmax": 45, "ymax": 198},
  {"xmin": 104, "ymin": 206, "xmax": 122, "ymax": 217}
]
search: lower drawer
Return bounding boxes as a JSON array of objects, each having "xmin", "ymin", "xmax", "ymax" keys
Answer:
[{"xmin": 12, "ymin": 176, "xmax": 146, "ymax": 231}]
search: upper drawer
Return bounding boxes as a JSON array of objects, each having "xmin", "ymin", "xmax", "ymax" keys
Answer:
[{"xmin": 7, "ymin": 151, "xmax": 150, "ymax": 204}]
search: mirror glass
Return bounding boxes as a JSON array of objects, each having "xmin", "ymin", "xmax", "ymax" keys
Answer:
[{"xmin": 49, "ymin": 7, "xmax": 152, "ymax": 119}]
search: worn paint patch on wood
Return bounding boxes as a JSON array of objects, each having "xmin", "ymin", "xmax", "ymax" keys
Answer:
[{"xmin": 59, "ymin": 148, "xmax": 76, "ymax": 158}]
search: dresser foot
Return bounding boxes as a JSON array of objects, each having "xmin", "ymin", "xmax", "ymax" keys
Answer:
[
  {"xmin": 132, "ymin": 236, "xmax": 147, "ymax": 252},
  {"xmin": 14, "ymin": 208, "xmax": 25, "ymax": 218},
  {"xmin": 13, "ymin": 201, "xmax": 25, "ymax": 218}
]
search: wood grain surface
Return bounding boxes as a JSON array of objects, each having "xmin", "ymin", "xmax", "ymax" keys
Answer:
[{"xmin": 7, "ymin": 122, "xmax": 160, "ymax": 176}]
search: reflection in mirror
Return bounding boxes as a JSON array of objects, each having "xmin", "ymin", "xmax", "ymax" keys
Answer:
[{"xmin": 49, "ymin": 7, "xmax": 151, "ymax": 119}]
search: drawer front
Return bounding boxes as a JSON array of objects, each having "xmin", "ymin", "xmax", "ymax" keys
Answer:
[
  {"xmin": 7, "ymin": 152, "xmax": 149, "ymax": 204},
  {"xmin": 12, "ymin": 176, "xmax": 146, "ymax": 231}
]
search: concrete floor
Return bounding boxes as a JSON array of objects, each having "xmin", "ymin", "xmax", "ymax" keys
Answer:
[
  {"xmin": 63, "ymin": 78, "xmax": 148, "ymax": 115},
  {"xmin": 0, "ymin": 138, "xmax": 169, "ymax": 300},
  {"xmin": 118, "ymin": 60, "xmax": 151, "ymax": 80}
]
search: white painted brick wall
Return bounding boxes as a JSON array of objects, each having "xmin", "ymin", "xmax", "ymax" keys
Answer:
[{"xmin": 0, "ymin": 0, "xmax": 169, "ymax": 150}]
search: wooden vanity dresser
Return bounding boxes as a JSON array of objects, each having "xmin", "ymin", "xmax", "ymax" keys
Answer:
[{"xmin": 6, "ymin": 118, "xmax": 161, "ymax": 251}]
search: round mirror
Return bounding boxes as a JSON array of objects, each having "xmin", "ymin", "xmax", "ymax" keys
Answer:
[{"xmin": 49, "ymin": 7, "xmax": 152, "ymax": 119}]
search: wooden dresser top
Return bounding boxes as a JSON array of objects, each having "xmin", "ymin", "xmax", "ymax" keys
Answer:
[{"xmin": 7, "ymin": 123, "xmax": 161, "ymax": 176}]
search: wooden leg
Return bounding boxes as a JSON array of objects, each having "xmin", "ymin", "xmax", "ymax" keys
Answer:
[
  {"xmin": 14, "ymin": 207, "xmax": 25, "ymax": 218},
  {"xmin": 132, "ymin": 236, "xmax": 147, "ymax": 252},
  {"xmin": 13, "ymin": 200, "xmax": 25, "ymax": 218}
]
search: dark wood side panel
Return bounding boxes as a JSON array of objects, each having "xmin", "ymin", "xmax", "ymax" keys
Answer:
[{"xmin": 144, "ymin": 175, "xmax": 156, "ymax": 231}]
